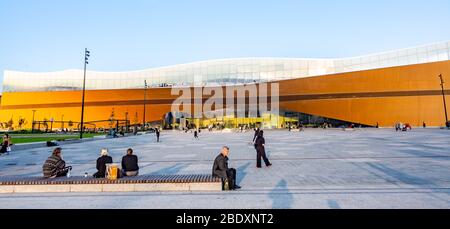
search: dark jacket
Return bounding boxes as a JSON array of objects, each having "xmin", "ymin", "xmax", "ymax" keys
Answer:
[
  {"xmin": 0, "ymin": 139, "xmax": 10, "ymax": 153},
  {"xmin": 212, "ymin": 153, "xmax": 229, "ymax": 179},
  {"xmin": 95, "ymin": 155, "xmax": 113, "ymax": 178},
  {"xmin": 42, "ymin": 155, "xmax": 66, "ymax": 178},
  {"xmin": 255, "ymin": 136, "xmax": 265, "ymax": 151},
  {"xmin": 122, "ymin": 154, "xmax": 139, "ymax": 171},
  {"xmin": 253, "ymin": 129, "xmax": 260, "ymax": 141}
]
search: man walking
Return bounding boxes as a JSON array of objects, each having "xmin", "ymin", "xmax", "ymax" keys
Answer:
[
  {"xmin": 156, "ymin": 127, "xmax": 160, "ymax": 142},
  {"xmin": 194, "ymin": 129, "xmax": 199, "ymax": 139},
  {"xmin": 253, "ymin": 127, "xmax": 260, "ymax": 142},
  {"xmin": 254, "ymin": 130, "xmax": 272, "ymax": 168}
]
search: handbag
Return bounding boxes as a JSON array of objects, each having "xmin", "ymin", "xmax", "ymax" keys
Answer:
[{"xmin": 223, "ymin": 178, "xmax": 230, "ymax": 191}]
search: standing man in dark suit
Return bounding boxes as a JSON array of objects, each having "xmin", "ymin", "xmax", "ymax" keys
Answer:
[
  {"xmin": 212, "ymin": 146, "xmax": 241, "ymax": 190},
  {"xmin": 194, "ymin": 129, "xmax": 199, "ymax": 139},
  {"xmin": 156, "ymin": 127, "xmax": 160, "ymax": 142},
  {"xmin": 253, "ymin": 127, "xmax": 260, "ymax": 142},
  {"xmin": 254, "ymin": 130, "xmax": 272, "ymax": 168}
]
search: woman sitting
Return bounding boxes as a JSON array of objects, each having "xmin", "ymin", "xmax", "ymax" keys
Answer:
[{"xmin": 93, "ymin": 148, "xmax": 113, "ymax": 178}]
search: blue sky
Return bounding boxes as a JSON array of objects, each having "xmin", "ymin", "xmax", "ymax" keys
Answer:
[{"xmin": 1, "ymin": 0, "xmax": 450, "ymax": 93}]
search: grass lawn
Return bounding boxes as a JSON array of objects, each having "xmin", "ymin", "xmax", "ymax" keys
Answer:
[{"xmin": 1, "ymin": 133, "xmax": 105, "ymax": 144}]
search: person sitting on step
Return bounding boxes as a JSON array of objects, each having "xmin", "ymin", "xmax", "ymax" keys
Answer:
[
  {"xmin": 212, "ymin": 146, "xmax": 241, "ymax": 190},
  {"xmin": 121, "ymin": 148, "xmax": 139, "ymax": 177},
  {"xmin": 93, "ymin": 148, "xmax": 113, "ymax": 178},
  {"xmin": 43, "ymin": 147, "xmax": 72, "ymax": 178}
]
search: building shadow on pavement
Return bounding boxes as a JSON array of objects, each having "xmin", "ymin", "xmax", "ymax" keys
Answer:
[
  {"xmin": 365, "ymin": 162, "xmax": 450, "ymax": 205},
  {"xmin": 150, "ymin": 163, "xmax": 187, "ymax": 175},
  {"xmin": 366, "ymin": 162, "xmax": 433, "ymax": 185}
]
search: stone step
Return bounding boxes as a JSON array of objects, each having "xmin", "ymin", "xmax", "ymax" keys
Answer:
[{"xmin": 0, "ymin": 174, "xmax": 222, "ymax": 193}]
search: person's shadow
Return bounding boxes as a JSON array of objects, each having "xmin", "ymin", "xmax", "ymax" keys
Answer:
[
  {"xmin": 236, "ymin": 162, "xmax": 251, "ymax": 185},
  {"xmin": 268, "ymin": 179, "xmax": 293, "ymax": 209}
]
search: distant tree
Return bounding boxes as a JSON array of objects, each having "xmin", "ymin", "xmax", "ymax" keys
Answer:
[
  {"xmin": 18, "ymin": 117, "xmax": 27, "ymax": 130},
  {"xmin": 43, "ymin": 118, "xmax": 49, "ymax": 132},
  {"xmin": 68, "ymin": 120, "xmax": 74, "ymax": 129},
  {"xmin": 133, "ymin": 112, "xmax": 139, "ymax": 125},
  {"xmin": 6, "ymin": 118, "xmax": 14, "ymax": 130},
  {"xmin": 108, "ymin": 108, "xmax": 116, "ymax": 128}
]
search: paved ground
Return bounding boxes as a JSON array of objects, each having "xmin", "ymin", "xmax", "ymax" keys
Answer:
[{"xmin": 1, "ymin": 128, "xmax": 450, "ymax": 209}]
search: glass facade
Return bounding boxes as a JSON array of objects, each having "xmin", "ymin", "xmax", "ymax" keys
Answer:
[{"xmin": 3, "ymin": 41, "xmax": 450, "ymax": 93}]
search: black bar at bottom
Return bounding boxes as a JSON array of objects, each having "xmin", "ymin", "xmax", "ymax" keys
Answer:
[{"xmin": 1, "ymin": 209, "xmax": 449, "ymax": 227}]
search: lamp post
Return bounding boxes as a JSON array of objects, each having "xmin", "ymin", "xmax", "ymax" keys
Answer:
[
  {"xmin": 31, "ymin": 110, "xmax": 36, "ymax": 133},
  {"xmin": 80, "ymin": 48, "xmax": 90, "ymax": 139},
  {"xmin": 50, "ymin": 118, "xmax": 54, "ymax": 132},
  {"xmin": 439, "ymin": 74, "xmax": 448, "ymax": 127},
  {"xmin": 61, "ymin": 114, "xmax": 64, "ymax": 130},
  {"xmin": 125, "ymin": 111, "xmax": 129, "ymax": 132},
  {"xmin": 143, "ymin": 80, "xmax": 148, "ymax": 131}
]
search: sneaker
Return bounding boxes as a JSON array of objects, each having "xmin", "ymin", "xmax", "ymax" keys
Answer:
[
  {"xmin": 233, "ymin": 185, "xmax": 241, "ymax": 190},
  {"xmin": 266, "ymin": 163, "xmax": 272, "ymax": 167}
]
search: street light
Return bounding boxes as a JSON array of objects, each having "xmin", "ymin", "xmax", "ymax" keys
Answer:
[
  {"xmin": 80, "ymin": 48, "xmax": 90, "ymax": 139},
  {"xmin": 31, "ymin": 110, "xmax": 36, "ymax": 133},
  {"xmin": 439, "ymin": 74, "xmax": 448, "ymax": 127},
  {"xmin": 61, "ymin": 114, "xmax": 64, "ymax": 130},
  {"xmin": 125, "ymin": 111, "xmax": 129, "ymax": 132},
  {"xmin": 143, "ymin": 80, "xmax": 148, "ymax": 131},
  {"xmin": 50, "ymin": 118, "xmax": 54, "ymax": 132}
]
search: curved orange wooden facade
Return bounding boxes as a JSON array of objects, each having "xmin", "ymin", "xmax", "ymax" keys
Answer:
[{"xmin": 1, "ymin": 60, "xmax": 449, "ymax": 128}]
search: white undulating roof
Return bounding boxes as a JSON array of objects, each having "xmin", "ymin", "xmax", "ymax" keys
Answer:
[{"xmin": 3, "ymin": 41, "xmax": 450, "ymax": 92}]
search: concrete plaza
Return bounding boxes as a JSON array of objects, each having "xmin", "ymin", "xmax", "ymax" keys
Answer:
[{"xmin": 0, "ymin": 128, "xmax": 450, "ymax": 209}]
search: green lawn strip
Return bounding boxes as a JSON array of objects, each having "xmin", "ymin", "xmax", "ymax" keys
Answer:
[
  {"xmin": 1, "ymin": 133, "xmax": 105, "ymax": 144},
  {"xmin": 9, "ymin": 137, "xmax": 79, "ymax": 144}
]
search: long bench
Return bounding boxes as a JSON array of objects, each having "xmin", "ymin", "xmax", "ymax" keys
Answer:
[{"xmin": 0, "ymin": 174, "xmax": 222, "ymax": 193}]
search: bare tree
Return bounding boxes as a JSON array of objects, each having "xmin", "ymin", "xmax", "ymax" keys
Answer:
[
  {"xmin": 43, "ymin": 118, "xmax": 49, "ymax": 132},
  {"xmin": 6, "ymin": 118, "xmax": 14, "ymax": 130},
  {"xmin": 18, "ymin": 117, "xmax": 27, "ymax": 130},
  {"xmin": 108, "ymin": 108, "xmax": 116, "ymax": 128},
  {"xmin": 133, "ymin": 112, "xmax": 139, "ymax": 125}
]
